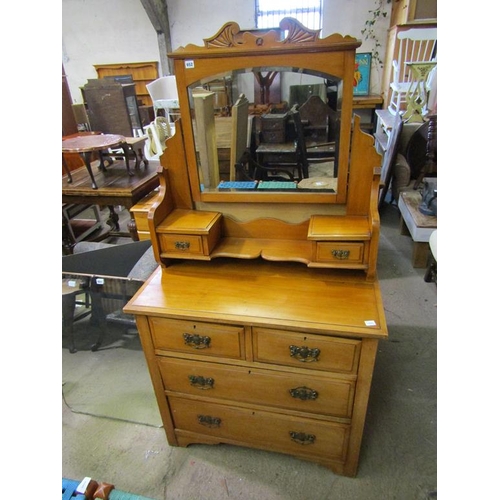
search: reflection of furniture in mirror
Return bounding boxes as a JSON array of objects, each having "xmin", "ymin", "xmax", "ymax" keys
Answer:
[
  {"xmin": 229, "ymin": 94, "xmax": 250, "ymax": 181},
  {"xmin": 289, "ymin": 83, "xmax": 327, "ymax": 108},
  {"xmin": 299, "ymin": 95, "xmax": 338, "ymax": 143},
  {"xmin": 124, "ymin": 19, "xmax": 387, "ymax": 479},
  {"xmin": 254, "ymin": 71, "xmax": 281, "ymax": 104},
  {"xmin": 169, "ymin": 18, "xmax": 363, "ymax": 204},
  {"xmin": 203, "ymin": 77, "xmax": 233, "ymax": 115},
  {"xmin": 193, "ymin": 90, "xmax": 220, "ymax": 188},
  {"xmin": 291, "ymin": 105, "xmax": 337, "ymax": 181},
  {"xmin": 235, "ymin": 150, "xmax": 296, "ymax": 182}
]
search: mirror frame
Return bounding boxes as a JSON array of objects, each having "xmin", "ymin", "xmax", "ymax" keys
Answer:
[{"xmin": 168, "ymin": 18, "xmax": 361, "ymax": 205}]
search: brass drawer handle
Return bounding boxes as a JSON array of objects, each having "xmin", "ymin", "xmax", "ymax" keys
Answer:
[
  {"xmin": 289, "ymin": 345, "xmax": 320, "ymax": 362},
  {"xmin": 188, "ymin": 375, "xmax": 214, "ymax": 389},
  {"xmin": 289, "ymin": 431, "xmax": 316, "ymax": 445},
  {"xmin": 183, "ymin": 333, "xmax": 211, "ymax": 349},
  {"xmin": 175, "ymin": 241, "xmax": 190, "ymax": 251},
  {"xmin": 197, "ymin": 414, "xmax": 221, "ymax": 428},
  {"xmin": 289, "ymin": 386, "xmax": 318, "ymax": 400},
  {"xmin": 332, "ymin": 249, "xmax": 350, "ymax": 260}
]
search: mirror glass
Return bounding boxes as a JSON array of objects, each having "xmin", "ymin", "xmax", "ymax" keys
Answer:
[{"xmin": 187, "ymin": 66, "xmax": 343, "ymax": 195}]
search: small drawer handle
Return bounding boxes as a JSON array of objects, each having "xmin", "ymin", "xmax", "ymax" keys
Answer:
[
  {"xmin": 183, "ymin": 333, "xmax": 211, "ymax": 349},
  {"xmin": 332, "ymin": 249, "xmax": 350, "ymax": 260},
  {"xmin": 289, "ymin": 386, "xmax": 318, "ymax": 400},
  {"xmin": 289, "ymin": 345, "xmax": 320, "ymax": 362},
  {"xmin": 197, "ymin": 414, "xmax": 221, "ymax": 428},
  {"xmin": 175, "ymin": 241, "xmax": 190, "ymax": 251},
  {"xmin": 188, "ymin": 375, "xmax": 214, "ymax": 389},
  {"xmin": 289, "ymin": 431, "xmax": 316, "ymax": 445}
]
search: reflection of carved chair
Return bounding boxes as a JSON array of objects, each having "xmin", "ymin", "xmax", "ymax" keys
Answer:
[
  {"xmin": 298, "ymin": 95, "xmax": 338, "ymax": 143},
  {"xmin": 235, "ymin": 150, "xmax": 295, "ymax": 182},
  {"xmin": 290, "ymin": 104, "xmax": 337, "ymax": 179},
  {"xmin": 231, "ymin": 93, "xmax": 295, "ymax": 182}
]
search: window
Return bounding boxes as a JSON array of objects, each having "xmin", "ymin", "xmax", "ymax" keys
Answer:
[{"xmin": 256, "ymin": 0, "xmax": 323, "ymax": 30}]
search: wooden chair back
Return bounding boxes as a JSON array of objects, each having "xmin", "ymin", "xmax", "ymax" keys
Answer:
[{"xmin": 393, "ymin": 28, "xmax": 437, "ymax": 87}]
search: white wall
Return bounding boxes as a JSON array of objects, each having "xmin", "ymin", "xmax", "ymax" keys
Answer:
[
  {"xmin": 62, "ymin": 0, "xmax": 161, "ymax": 104},
  {"xmin": 62, "ymin": 0, "xmax": 391, "ymax": 103}
]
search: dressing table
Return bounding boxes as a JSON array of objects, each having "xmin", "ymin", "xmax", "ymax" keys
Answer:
[{"xmin": 124, "ymin": 18, "xmax": 388, "ymax": 477}]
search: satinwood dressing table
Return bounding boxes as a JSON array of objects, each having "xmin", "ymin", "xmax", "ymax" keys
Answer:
[{"xmin": 124, "ymin": 18, "xmax": 388, "ymax": 477}]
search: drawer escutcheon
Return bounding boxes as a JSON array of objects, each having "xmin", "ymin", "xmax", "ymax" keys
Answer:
[
  {"xmin": 289, "ymin": 386, "xmax": 318, "ymax": 400},
  {"xmin": 289, "ymin": 345, "xmax": 320, "ymax": 362},
  {"xmin": 332, "ymin": 249, "xmax": 350, "ymax": 260},
  {"xmin": 289, "ymin": 431, "xmax": 316, "ymax": 445},
  {"xmin": 183, "ymin": 333, "xmax": 211, "ymax": 349},
  {"xmin": 175, "ymin": 241, "xmax": 191, "ymax": 251},
  {"xmin": 188, "ymin": 375, "xmax": 214, "ymax": 389},
  {"xmin": 197, "ymin": 414, "xmax": 221, "ymax": 428}
]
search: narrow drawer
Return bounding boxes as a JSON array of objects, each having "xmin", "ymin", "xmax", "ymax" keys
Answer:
[
  {"xmin": 169, "ymin": 396, "xmax": 350, "ymax": 462},
  {"xmin": 253, "ymin": 328, "xmax": 361, "ymax": 375},
  {"xmin": 159, "ymin": 234, "xmax": 204, "ymax": 256},
  {"xmin": 315, "ymin": 242, "xmax": 365, "ymax": 264},
  {"xmin": 149, "ymin": 318, "xmax": 245, "ymax": 359},
  {"xmin": 159, "ymin": 357, "xmax": 356, "ymax": 418}
]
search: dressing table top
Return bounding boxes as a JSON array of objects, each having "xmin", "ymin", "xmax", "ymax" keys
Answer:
[{"xmin": 125, "ymin": 259, "xmax": 388, "ymax": 340}]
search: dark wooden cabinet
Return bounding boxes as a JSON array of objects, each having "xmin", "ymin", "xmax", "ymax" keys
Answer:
[{"xmin": 83, "ymin": 79, "xmax": 143, "ymax": 137}]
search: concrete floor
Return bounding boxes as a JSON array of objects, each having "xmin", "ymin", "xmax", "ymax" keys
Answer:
[{"xmin": 62, "ymin": 201, "xmax": 437, "ymax": 500}]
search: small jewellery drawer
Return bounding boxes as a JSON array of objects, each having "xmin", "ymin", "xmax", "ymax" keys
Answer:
[
  {"xmin": 159, "ymin": 234, "xmax": 205, "ymax": 256},
  {"xmin": 149, "ymin": 318, "xmax": 245, "ymax": 359},
  {"xmin": 158, "ymin": 357, "xmax": 356, "ymax": 418},
  {"xmin": 156, "ymin": 209, "xmax": 222, "ymax": 258},
  {"xmin": 253, "ymin": 328, "xmax": 361, "ymax": 375},
  {"xmin": 169, "ymin": 396, "xmax": 350, "ymax": 462},
  {"xmin": 315, "ymin": 242, "xmax": 364, "ymax": 264}
]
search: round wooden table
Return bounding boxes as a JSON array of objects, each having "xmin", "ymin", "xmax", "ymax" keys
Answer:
[{"xmin": 62, "ymin": 133, "xmax": 129, "ymax": 189}]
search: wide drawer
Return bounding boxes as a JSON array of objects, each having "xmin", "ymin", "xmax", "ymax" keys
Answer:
[
  {"xmin": 315, "ymin": 242, "xmax": 365, "ymax": 264},
  {"xmin": 158, "ymin": 357, "xmax": 356, "ymax": 418},
  {"xmin": 253, "ymin": 328, "xmax": 361, "ymax": 374},
  {"xmin": 169, "ymin": 396, "xmax": 350, "ymax": 462},
  {"xmin": 149, "ymin": 317, "xmax": 245, "ymax": 359}
]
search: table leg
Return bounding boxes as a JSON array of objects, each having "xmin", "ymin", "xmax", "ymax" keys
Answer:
[
  {"xmin": 106, "ymin": 205, "xmax": 120, "ymax": 231},
  {"xmin": 62, "ymin": 293, "xmax": 77, "ymax": 353},
  {"xmin": 138, "ymin": 147, "xmax": 148, "ymax": 168},
  {"xmin": 97, "ymin": 150, "xmax": 111, "ymax": 171},
  {"xmin": 127, "ymin": 217, "xmax": 139, "ymax": 241},
  {"xmin": 62, "ymin": 154, "xmax": 73, "ymax": 183},
  {"xmin": 81, "ymin": 151, "xmax": 99, "ymax": 189},
  {"xmin": 412, "ymin": 241, "xmax": 430, "ymax": 268},
  {"xmin": 89, "ymin": 288, "xmax": 108, "ymax": 352},
  {"xmin": 121, "ymin": 143, "xmax": 133, "ymax": 176}
]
